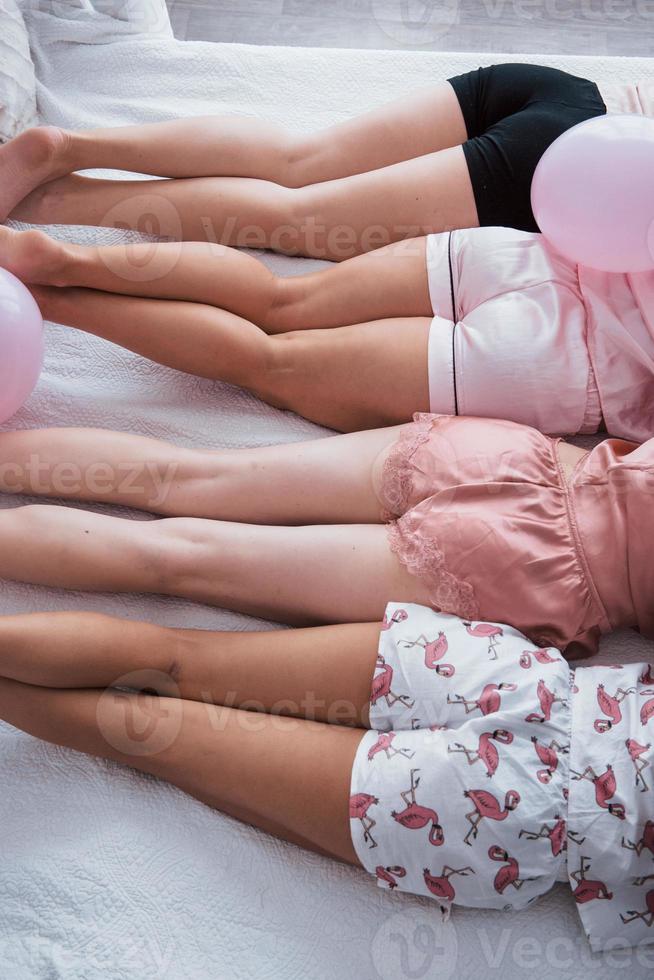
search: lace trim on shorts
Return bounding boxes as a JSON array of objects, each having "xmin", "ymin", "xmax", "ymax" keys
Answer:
[
  {"xmin": 387, "ymin": 517, "xmax": 480, "ymax": 621},
  {"xmin": 380, "ymin": 413, "xmax": 480, "ymax": 621},
  {"xmin": 379, "ymin": 413, "xmax": 440, "ymax": 521}
]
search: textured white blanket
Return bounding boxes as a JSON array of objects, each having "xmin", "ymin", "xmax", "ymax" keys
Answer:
[{"xmin": 1, "ymin": 2, "xmax": 653, "ymax": 977}]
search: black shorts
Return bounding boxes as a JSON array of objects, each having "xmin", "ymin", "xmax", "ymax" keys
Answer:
[{"xmin": 448, "ymin": 63, "xmax": 606, "ymax": 232}]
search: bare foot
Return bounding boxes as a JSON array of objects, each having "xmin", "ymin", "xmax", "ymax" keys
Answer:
[
  {"xmin": 0, "ymin": 126, "xmax": 72, "ymax": 222},
  {"xmin": 0, "ymin": 226, "xmax": 68, "ymax": 285}
]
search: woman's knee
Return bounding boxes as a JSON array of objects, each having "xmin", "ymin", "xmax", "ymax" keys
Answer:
[
  {"xmin": 284, "ymin": 132, "xmax": 331, "ymax": 188},
  {"xmin": 266, "ymin": 181, "xmax": 352, "ymax": 262},
  {"xmin": 146, "ymin": 517, "xmax": 216, "ymax": 596},
  {"xmin": 94, "ymin": 686, "xmax": 188, "ymax": 766},
  {"xmin": 264, "ymin": 184, "xmax": 318, "ymax": 255},
  {"xmin": 252, "ymin": 332, "xmax": 313, "ymax": 410},
  {"xmin": 261, "ymin": 274, "xmax": 310, "ymax": 333}
]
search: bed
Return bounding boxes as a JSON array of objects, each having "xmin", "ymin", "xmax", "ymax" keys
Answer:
[{"xmin": 1, "ymin": 2, "xmax": 653, "ymax": 977}]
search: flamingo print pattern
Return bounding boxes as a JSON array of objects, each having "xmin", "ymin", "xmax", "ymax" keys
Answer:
[
  {"xmin": 402, "ymin": 631, "xmax": 455, "ymax": 678},
  {"xmin": 381, "ymin": 608, "xmax": 409, "ymax": 631},
  {"xmin": 447, "ymin": 729, "xmax": 513, "ymax": 778},
  {"xmin": 370, "ymin": 654, "xmax": 414, "ymax": 715},
  {"xmin": 462, "ymin": 789, "xmax": 521, "ymax": 845},
  {"xmin": 422, "ymin": 864, "xmax": 474, "ymax": 903},
  {"xmin": 367, "ymin": 732, "xmax": 415, "ymax": 762},
  {"xmin": 348, "ymin": 604, "xmax": 654, "ymax": 953},
  {"xmin": 569, "ymin": 855, "xmax": 614, "ymax": 904},
  {"xmin": 518, "ymin": 815, "xmax": 571, "ymax": 857},
  {"xmin": 594, "ymin": 683, "xmax": 636, "ymax": 733},
  {"xmin": 488, "ymin": 844, "xmax": 535, "ymax": 894},
  {"xmin": 391, "ymin": 769, "xmax": 444, "ymax": 845},
  {"xmin": 641, "ymin": 690, "xmax": 654, "ymax": 728},
  {"xmin": 520, "ymin": 648, "xmax": 563, "ymax": 670},
  {"xmin": 564, "ymin": 662, "xmax": 654, "ymax": 951},
  {"xmin": 569, "ymin": 764, "xmax": 626, "ymax": 820},
  {"xmin": 462, "ymin": 621, "xmax": 504, "ymax": 660},
  {"xmin": 375, "ymin": 865, "xmax": 406, "ymax": 889},
  {"xmin": 351, "ymin": 603, "xmax": 570, "ymax": 914},
  {"xmin": 531, "ymin": 736, "xmax": 568, "ymax": 784},
  {"xmin": 626, "ymin": 739, "xmax": 651, "ymax": 792},
  {"xmin": 524, "ymin": 679, "xmax": 568, "ymax": 723},
  {"xmin": 622, "ymin": 820, "xmax": 654, "ymax": 859}
]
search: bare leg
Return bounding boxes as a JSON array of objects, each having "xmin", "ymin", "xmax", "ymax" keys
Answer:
[
  {"xmin": 60, "ymin": 83, "xmax": 467, "ymax": 184},
  {"xmin": 0, "ymin": 674, "xmax": 363, "ymax": 862},
  {"xmin": 0, "ymin": 612, "xmax": 391, "ymax": 859},
  {"xmin": 0, "ymin": 225, "xmax": 432, "ymax": 332},
  {"xmin": 0, "ymin": 507, "xmax": 429, "ymax": 623},
  {"xmin": 0, "ymin": 423, "xmax": 429, "ymax": 621},
  {"xmin": 12, "ymin": 148, "xmax": 477, "ymax": 260},
  {"xmin": 0, "ymin": 612, "xmax": 380, "ymax": 726},
  {"xmin": 29, "ymin": 284, "xmax": 430, "ymax": 430},
  {"xmin": 0, "ymin": 82, "xmax": 467, "ymax": 216},
  {"xmin": 0, "ymin": 423, "xmax": 401, "ymax": 521},
  {"xmin": 0, "ymin": 222, "xmax": 431, "ymax": 429}
]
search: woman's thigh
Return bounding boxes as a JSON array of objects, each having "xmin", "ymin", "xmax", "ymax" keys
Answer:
[
  {"xmin": 16, "ymin": 147, "xmax": 477, "ymax": 260},
  {"xmin": 270, "ymin": 236, "xmax": 433, "ymax": 333},
  {"xmin": 265, "ymin": 316, "xmax": 432, "ymax": 431},
  {"xmin": 0, "ymin": 675, "xmax": 364, "ymax": 863},
  {"xmin": 162, "ymin": 424, "xmax": 410, "ymax": 524},
  {"xmin": 292, "ymin": 81, "xmax": 468, "ymax": 186},
  {"xmin": 0, "ymin": 423, "xmax": 406, "ymax": 524},
  {"xmin": 294, "ymin": 145, "xmax": 478, "ymax": 260},
  {"xmin": 162, "ymin": 519, "xmax": 432, "ymax": 624},
  {"xmin": 0, "ymin": 611, "xmax": 382, "ymax": 728}
]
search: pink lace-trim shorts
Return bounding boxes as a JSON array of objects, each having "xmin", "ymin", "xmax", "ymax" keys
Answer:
[{"xmin": 377, "ymin": 414, "xmax": 601, "ymax": 650}]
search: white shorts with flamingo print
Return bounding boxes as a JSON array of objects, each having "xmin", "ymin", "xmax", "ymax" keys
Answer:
[{"xmin": 349, "ymin": 603, "xmax": 572, "ymax": 913}]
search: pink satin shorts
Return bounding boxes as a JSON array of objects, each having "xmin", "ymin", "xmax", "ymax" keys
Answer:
[{"xmin": 378, "ymin": 414, "xmax": 605, "ymax": 655}]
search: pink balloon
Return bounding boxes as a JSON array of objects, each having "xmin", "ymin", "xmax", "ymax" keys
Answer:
[
  {"xmin": 0, "ymin": 268, "xmax": 44, "ymax": 424},
  {"xmin": 531, "ymin": 114, "xmax": 654, "ymax": 273}
]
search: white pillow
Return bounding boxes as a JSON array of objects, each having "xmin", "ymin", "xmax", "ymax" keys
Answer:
[{"xmin": 0, "ymin": 0, "xmax": 37, "ymax": 143}]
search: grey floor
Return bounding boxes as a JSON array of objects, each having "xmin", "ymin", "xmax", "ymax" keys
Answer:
[{"xmin": 166, "ymin": 0, "xmax": 652, "ymax": 55}]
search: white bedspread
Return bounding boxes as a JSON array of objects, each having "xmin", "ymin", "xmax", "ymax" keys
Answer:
[{"xmin": 1, "ymin": 2, "xmax": 653, "ymax": 977}]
